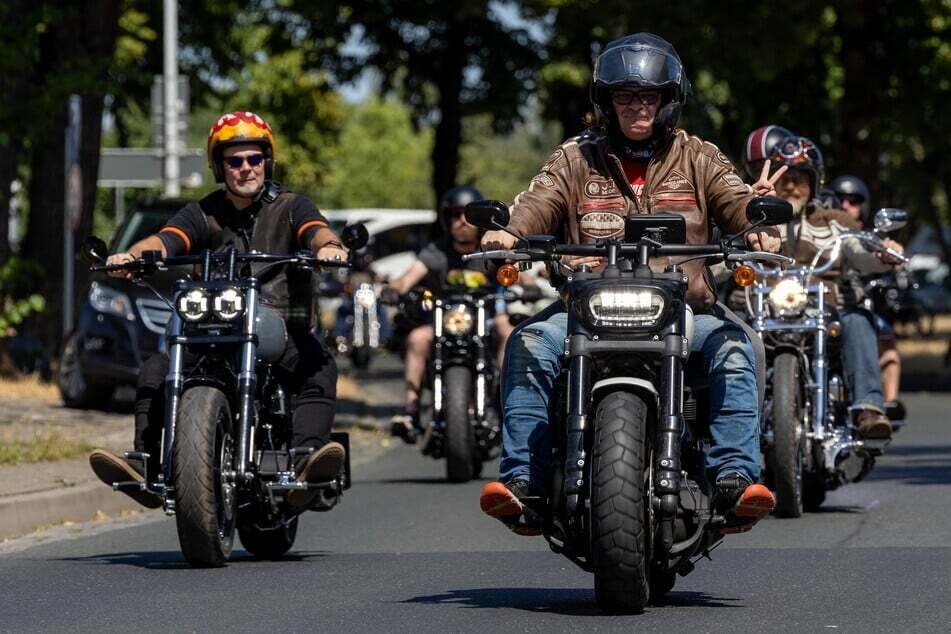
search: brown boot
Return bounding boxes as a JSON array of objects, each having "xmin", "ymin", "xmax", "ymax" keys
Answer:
[
  {"xmin": 88, "ymin": 449, "xmax": 163, "ymax": 509},
  {"xmin": 287, "ymin": 442, "xmax": 346, "ymax": 508},
  {"xmin": 856, "ymin": 409, "xmax": 893, "ymax": 440}
]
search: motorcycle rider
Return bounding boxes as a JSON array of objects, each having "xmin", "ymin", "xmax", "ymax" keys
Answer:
[
  {"xmin": 770, "ymin": 138, "xmax": 904, "ymax": 439},
  {"xmin": 478, "ymin": 33, "xmax": 785, "ymax": 535},
  {"xmin": 742, "ymin": 124, "xmax": 794, "ymax": 182},
  {"xmin": 385, "ymin": 185, "xmax": 516, "ymax": 443},
  {"xmin": 829, "ymin": 174, "xmax": 903, "ymax": 406},
  {"xmin": 88, "ymin": 111, "xmax": 348, "ymax": 509}
]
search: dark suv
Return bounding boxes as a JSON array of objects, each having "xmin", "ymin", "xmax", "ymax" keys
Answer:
[{"xmin": 58, "ymin": 199, "xmax": 187, "ymax": 408}]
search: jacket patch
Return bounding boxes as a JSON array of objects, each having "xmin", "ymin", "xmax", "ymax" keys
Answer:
[
  {"xmin": 655, "ymin": 170, "xmax": 693, "ymax": 193},
  {"xmin": 584, "ymin": 178, "xmax": 620, "ymax": 198},
  {"xmin": 531, "ymin": 173, "xmax": 555, "ymax": 188},
  {"xmin": 579, "ymin": 210, "xmax": 625, "ymax": 239},
  {"xmin": 543, "ymin": 148, "xmax": 567, "ymax": 172},
  {"xmin": 721, "ymin": 173, "xmax": 745, "ymax": 187}
]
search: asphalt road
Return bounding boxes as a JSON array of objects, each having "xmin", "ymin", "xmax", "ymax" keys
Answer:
[{"xmin": 2, "ymin": 387, "xmax": 950, "ymax": 632}]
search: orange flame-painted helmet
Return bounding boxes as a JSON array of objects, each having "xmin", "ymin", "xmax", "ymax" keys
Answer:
[{"xmin": 207, "ymin": 111, "xmax": 277, "ymax": 182}]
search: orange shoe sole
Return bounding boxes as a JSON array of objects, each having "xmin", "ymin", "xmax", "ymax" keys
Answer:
[
  {"xmin": 734, "ymin": 483, "xmax": 776, "ymax": 519},
  {"xmin": 479, "ymin": 481, "xmax": 523, "ymax": 519}
]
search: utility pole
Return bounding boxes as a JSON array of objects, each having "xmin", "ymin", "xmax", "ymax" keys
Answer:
[{"xmin": 163, "ymin": 0, "xmax": 180, "ymax": 197}]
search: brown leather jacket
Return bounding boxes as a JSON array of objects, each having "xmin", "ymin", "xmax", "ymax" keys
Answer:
[{"xmin": 507, "ymin": 128, "xmax": 756, "ymax": 312}]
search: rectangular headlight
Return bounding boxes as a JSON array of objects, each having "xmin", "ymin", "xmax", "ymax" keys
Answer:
[{"xmin": 588, "ymin": 288, "xmax": 665, "ymax": 326}]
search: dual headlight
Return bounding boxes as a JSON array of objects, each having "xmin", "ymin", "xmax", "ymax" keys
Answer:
[
  {"xmin": 768, "ymin": 278, "xmax": 808, "ymax": 317},
  {"xmin": 587, "ymin": 287, "xmax": 666, "ymax": 327},
  {"xmin": 443, "ymin": 304, "xmax": 474, "ymax": 335},
  {"xmin": 177, "ymin": 287, "xmax": 244, "ymax": 322}
]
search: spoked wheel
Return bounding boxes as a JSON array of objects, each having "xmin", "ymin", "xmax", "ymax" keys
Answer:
[
  {"xmin": 766, "ymin": 353, "xmax": 805, "ymax": 518},
  {"xmin": 239, "ymin": 516, "xmax": 299, "ymax": 560},
  {"xmin": 444, "ymin": 366, "xmax": 475, "ymax": 482},
  {"xmin": 174, "ymin": 386, "xmax": 237, "ymax": 567},
  {"xmin": 590, "ymin": 391, "xmax": 651, "ymax": 614}
]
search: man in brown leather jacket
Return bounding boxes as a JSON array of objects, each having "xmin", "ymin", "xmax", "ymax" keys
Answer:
[
  {"xmin": 478, "ymin": 33, "xmax": 786, "ymax": 535},
  {"xmin": 87, "ymin": 111, "xmax": 348, "ymax": 509}
]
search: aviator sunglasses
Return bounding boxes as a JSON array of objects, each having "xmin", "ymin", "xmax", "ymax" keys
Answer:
[{"xmin": 223, "ymin": 153, "xmax": 265, "ymax": 169}]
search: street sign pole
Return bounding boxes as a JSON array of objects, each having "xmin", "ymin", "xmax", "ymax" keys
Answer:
[
  {"xmin": 63, "ymin": 95, "xmax": 82, "ymax": 337},
  {"xmin": 163, "ymin": 0, "xmax": 180, "ymax": 197}
]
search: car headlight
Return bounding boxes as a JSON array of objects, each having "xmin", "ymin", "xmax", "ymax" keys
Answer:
[
  {"xmin": 177, "ymin": 288, "xmax": 210, "ymax": 322},
  {"xmin": 587, "ymin": 288, "xmax": 665, "ymax": 326},
  {"xmin": 768, "ymin": 278, "xmax": 808, "ymax": 317},
  {"xmin": 88, "ymin": 282, "xmax": 134, "ymax": 321},
  {"xmin": 443, "ymin": 304, "xmax": 474, "ymax": 335},
  {"xmin": 212, "ymin": 287, "xmax": 244, "ymax": 321}
]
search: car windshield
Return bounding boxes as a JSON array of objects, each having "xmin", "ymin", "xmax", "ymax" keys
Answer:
[{"xmin": 111, "ymin": 210, "xmax": 176, "ymax": 252}]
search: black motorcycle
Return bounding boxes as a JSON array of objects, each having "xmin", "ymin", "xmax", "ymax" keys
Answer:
[
  {"xmin": 82, "ymin": 224, "xmax": 368, "ymax": 567},
  {"xmin": 463, "ymin": 197, "xmax": 792, "ymax": 613}
]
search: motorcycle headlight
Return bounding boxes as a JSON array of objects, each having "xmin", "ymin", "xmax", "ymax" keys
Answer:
[
  {"xmin": 88, "ymin": 282, "xmax": 134, "ymax": 321},
  {"xmin": 443, "ymin": 304, "xmax": 474, "ymax": 335},
  {"xmin": 587, "ymin": 288, "xmax": 666, "ymax": 327},
  {"xmin": 768, "ymin": 278, "xmax": 808, "ymax": 317},
  {"xmin": 177, "ymin": 288, "xmax": 210, "ymax": 322},
  {"xmin": 212, "ymin": 287, "xmax": 244, "ymax": 321},
  {"xmin": 354, "ymin": 285, "xmax": 376, "ymax": 310}
]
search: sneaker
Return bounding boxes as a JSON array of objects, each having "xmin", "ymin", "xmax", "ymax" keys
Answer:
[
  {"xmin": 287, "ymin": 442, "xmax": 346, "ymax": 508},
  {"xmin": 479, "ymin": 479, "xmax": 542, "ymax": 536},
  {"xmin": 715, "ymin": 473, "xmax": 775, "ymax": 535},
  {"xmin": 88, "ymin": 449, "xmax": 163, "ymax": 509},
  {"xmin": 390, "ymin": 413, "xmax": 421, "ymax": 445},
  {"xmin": 856, "ymin": 409, "xmax": 893, "ymax": 440}
]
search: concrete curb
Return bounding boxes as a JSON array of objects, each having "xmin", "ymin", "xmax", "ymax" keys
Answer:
[{"xmin": 0, "ymin": 419, "xmax": 385, "ymax": 542}]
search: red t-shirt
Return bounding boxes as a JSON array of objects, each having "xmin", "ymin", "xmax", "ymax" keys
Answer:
[{"xmin": 621, "ymin": 158, "xmax": 647, "ymax": 202}]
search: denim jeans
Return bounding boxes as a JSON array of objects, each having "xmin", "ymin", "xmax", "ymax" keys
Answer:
[
  {"xmin": 498, "ymin": 301, "xmax": 762, "ymax": 489},
  {"xmin": 839, "ymin": 308, "xmax": 885, "ymax": 411}
]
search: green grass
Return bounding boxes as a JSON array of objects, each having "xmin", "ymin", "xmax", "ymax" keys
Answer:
[{"xmin": 0, "ymin": 432, "xmax": 93, "ymax": 465}]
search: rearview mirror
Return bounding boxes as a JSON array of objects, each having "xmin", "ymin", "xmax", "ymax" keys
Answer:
[
  {"xmin": 746, "ymin": 196, "xmax": 793, "ymax": 226},
  {"xmin": 341, "ymin": 222, "xmax": 369, "ymax": 251},
  {"xmin": 465, "ymin": 200, "xmax": 510, "ymax": 230},
  {"xmin": 873, "ymin": 208, "xmax": 908, "ymax": 234},
  {"xmin": 80, "ymin": 236, "xmax": 108, "ymax": 264}
]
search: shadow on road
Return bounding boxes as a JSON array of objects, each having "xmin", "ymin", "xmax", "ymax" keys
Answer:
[
  {"xmin": 867, "ymin": 443, "xmax": 951, "ymax": 486},
  {"xmin": 367, "ymin": 476, "xmax": 487, "ymax": 485},
  {"xmin": 58, "ymin": 550, "xmax": 329, "ymax": 570},
  {"xmin": 401, "ymin": 587, "xmax": 739, "ymax": 615}
]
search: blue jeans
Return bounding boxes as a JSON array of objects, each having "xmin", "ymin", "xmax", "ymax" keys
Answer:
[
  {"xmin": 499, "ymin": 301, "xmax": 762, "ymax": 489},
  {"xmin": 839, "ymin": 308, "xmax": 885, "ymax": 411}
]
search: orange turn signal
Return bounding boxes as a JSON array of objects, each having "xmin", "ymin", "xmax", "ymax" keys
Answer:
[
  {"xmin": 732, "ymin": 265, "xmax": 756, "ymax": 288},
  {"xmin": 827, "ymin": 321, "xmax": 842, "ymax": 337},
  {"xmin": 496, "ymin": 263, "xmax": 520, "ymax": 287}
]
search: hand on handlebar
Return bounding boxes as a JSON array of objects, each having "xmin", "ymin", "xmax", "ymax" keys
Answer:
[
  {"xmin": 481, "ymin": 230, "xmax": 517, "ymax": 251},
  {"xmin": 876, "ymin": 238, "xmax": 905, "ymax": 266},
  {"xmin": 105, "ymin": 253, "xmax": 136, "ymax": 279},
  {"xmin": 316, "ymin": 244, "xmax": 349, "ymax": 265},
  {"xmin": 744, "ymin": 226, "xmax": 782, "ymax": 253}
]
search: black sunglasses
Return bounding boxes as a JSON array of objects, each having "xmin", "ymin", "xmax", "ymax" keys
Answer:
[{"xmin": 223, "ymin": 153, "xmax": 264, "ymax": 169}]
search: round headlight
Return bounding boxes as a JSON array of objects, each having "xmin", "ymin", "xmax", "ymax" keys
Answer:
[
  {"xmin": 768, "ymin": 278, "xmax": 808, "ymax": 317},
  {"xmin": 588, "ymin": 288, "xmax": 665, "ymax": 326},
  {"xmin": 213, "ymin": 287, "xmax": 244, "ymax": 320},
  {"xmin": 443, "ymin": 304, "xmax": 474, "ymax": 335},
  {"xmin": 177, "ymin": 288, "xmax": 210, "ymax": 322},
  {"xmin": 354, "ymin": 286, "xmax": 376, "ymax": 310}
]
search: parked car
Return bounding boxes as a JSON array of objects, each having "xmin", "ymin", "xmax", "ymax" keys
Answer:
[{"xmin": 58, "ymin": 199, "xmax": 186, "ymax": 408}]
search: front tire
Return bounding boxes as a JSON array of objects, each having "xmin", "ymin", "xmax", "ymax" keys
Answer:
[
  {"xmin": 173, "ymin": 386, "xmax": 237, "ymax": 567},
  {"xmin": 590, "ymin": 391, "xmax": 651, "ymax": 614},
  {"xmin": 766, "ymin": 352, "xmax": 805, "ymax": 518},
  {"xmin": 444, "ymin": 365, "xmax": 475, "ymax": 482}
]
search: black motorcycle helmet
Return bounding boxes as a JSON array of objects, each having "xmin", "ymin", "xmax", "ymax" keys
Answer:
[
  {"xmin": 742, "ymin": 124, "xmax": 794, "ymax": 180},
  {"xmin": 829, "ymin": 174, "xmax": 871, "ymax": 224},
  {"xmin": 769, "ymin": 135, "xmax": 825, "ymax": 198},
  {"xmin": 438, "ymin": 185, "xmax": 484, "ymax": 233},
  {"xmin": 591, "ymin": 33, "xmax": 691, "ymax": 152}
]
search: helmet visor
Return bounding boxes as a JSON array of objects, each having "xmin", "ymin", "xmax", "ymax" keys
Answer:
[{"xmin": 594, "ymin": 45, "xmax": 683, "ymax": 89}]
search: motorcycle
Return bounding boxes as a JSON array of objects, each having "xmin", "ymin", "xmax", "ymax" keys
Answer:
[
  {"xmin": 331, "ymin": 269, "xmax": 385, "ymax": 369},
  {"xmin": 745, "ymin": 208, "xmax": 909, "ymax": 517},
  {"xmin": 463, "ymin": 196, "xmax": 793, "ymax": 613},
  {"xmin": 389, "ymin": 274, "xmax": 540, "ymax": 482},
  {"xmin": 81, "ymin": 224, "xmax": 368, "ymax": 567}
]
